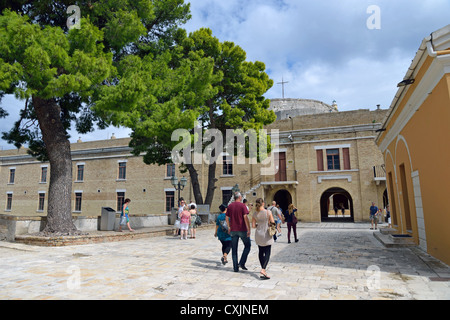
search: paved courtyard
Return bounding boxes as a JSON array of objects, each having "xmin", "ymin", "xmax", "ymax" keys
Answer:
[{"xmin": 0, "ymin": 223, "xmax": 449, "ymax": 300}]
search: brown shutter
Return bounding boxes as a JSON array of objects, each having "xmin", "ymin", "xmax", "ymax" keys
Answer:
[
  {"xmin": 343, "ymin": 148, "xmax": 350, "ymax": 170},
  {"xmin": 316, "ymin": 149, "xmax": 324, "ymax": 171}
]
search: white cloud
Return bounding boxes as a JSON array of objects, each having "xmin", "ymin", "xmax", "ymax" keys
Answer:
[{"xmin": 184, "ymin": 0, "xmax": 450, "ymax": 111}]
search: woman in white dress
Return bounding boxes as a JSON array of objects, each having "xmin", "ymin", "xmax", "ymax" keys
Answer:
[{"xmin": 252, "ymin": 198, "xmax": 275, "ymax": 280}]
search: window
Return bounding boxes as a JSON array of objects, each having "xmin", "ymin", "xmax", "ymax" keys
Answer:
[
  {"xmin": 76, "ymin": 165, "xmax": 84, "ymax": 181},
  {"xmin": 118, "ymin": 162, "xmax": 127, "ymax": 180},
  {"xmin": 165, "ymin": 191, "xmax": 175, "ymax": 212},
  {"xmin": 9, "ymin": 169, "xmax": 15, "ymax": 184},
  {"xmin": 222, "ymin": 189, "xmax": 233, "ymax": 205},
  {"xmin": 6, "ymin": 193, "xmax": 13, "ymax": 211},
  {"xmin": 223, "ymin": 155, "xmax": 233, "ymax": 175},
  {"xmin": 117, "ymin": 192, "xmax": 125, "ymax": 211},
  {"xmin": 40, "ymin": 167, "xmax": 47, "ymax": 183},
  {"xmin": 75, "ymin": 192, "xmax": 82, "ymax": 212},
  {"xmin": 326, "ymin": 149, "xmax": 340, "ymax": 170},
  {"xmin": 166, "ymin": 164, "xmax": 175, "ymax": 178},
  {"xmin": 38, "ymin": 193, "xmax": 45, "ymax": 211},
  {"xmin": 316, "ymin": 146, "xmax": 351, "ymax": 172}
]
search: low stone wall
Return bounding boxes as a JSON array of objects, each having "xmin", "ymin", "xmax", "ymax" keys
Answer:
[
  {"xmin": 14, "ymin": 227, "xmax": 175, "ymax": 246},
  {"xmin": 13, "ymin": 224, "xmax": 216, "ymax": 247},
  {"xmin": 0, "ymin": 213, "xmax": 169, "ymax": 241}
]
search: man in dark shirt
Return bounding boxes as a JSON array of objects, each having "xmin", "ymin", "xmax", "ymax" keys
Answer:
[
  {"xmin": 226, "ymin": 192, "xmax": 251, "ymax": 272},
  {"xmin": 370, "ymin": 202, "xmax": 379, "ymax": 230}
]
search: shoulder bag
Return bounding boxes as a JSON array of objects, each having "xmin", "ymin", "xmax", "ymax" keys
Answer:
[{"xmin": 266, "ymin": 210, "xmax": 277, "ymax": 236}]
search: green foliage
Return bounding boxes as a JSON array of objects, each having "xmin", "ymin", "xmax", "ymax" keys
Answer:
[
  {"xmin": 0, "ymin": 9, "xmax": 115, "ymax": 156},
  {"xmin": 99, "ymin": 27, "xmax": 276, "ymax": 166},
  {"xmin": 0, "ymin": 0, "xmax": 191, "ymax": 156}
]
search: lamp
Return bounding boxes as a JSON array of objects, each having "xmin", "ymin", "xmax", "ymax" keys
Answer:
[
  {"xmin": 397, "ymin": 78, "xmax": 415, "ymax": 87},
  {"xmin": 170, "ymin": 175, "xmax": 178, "ymax": 187},
  {"xmin": 171, "ymin": 175, "xmax": 188, "ymax": 205}
]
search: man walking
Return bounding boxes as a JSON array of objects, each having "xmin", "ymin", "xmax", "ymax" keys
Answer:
[
  {"xmin": 226, "ymin": 192, "xmax": 251, "ymax": 272},
  {"xmin": 267, "ymin": 201, "xmax": 281, "ymax": 241},
  {"xmin": 370, "ymin": 202, "xmax": 378, "ymax": 230}
]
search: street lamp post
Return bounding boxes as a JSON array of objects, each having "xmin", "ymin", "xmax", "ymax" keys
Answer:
[{"xmin": 171, "ymin": 175, "xmax": 188, "ymax": 206}]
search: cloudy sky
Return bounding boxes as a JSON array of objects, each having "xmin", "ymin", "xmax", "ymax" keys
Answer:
[{"xmin": 0, "ymin": 0, "xmax": 449, "ymax": 149}]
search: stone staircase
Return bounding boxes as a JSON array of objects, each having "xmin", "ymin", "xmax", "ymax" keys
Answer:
[{"xmin": 227, "ymin": 175, "xmax": 262, "ymax": 206}]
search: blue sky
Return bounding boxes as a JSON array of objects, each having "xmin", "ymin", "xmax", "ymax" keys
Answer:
[{"xmin": 1, "ymin": 0, "xmax": 449, "ymax": 149}]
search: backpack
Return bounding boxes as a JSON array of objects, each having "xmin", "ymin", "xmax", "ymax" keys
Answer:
[{"xmin": 219, "ymin": 218, "xmax": 228, "ymax": 233}]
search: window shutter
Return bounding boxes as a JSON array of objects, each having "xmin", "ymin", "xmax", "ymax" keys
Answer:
[
  {"xmin": 316, "ymin": 149, "xmax": 324, "ymax": 171},
  {"xmin": 343, "ymin": 148, "xmax": 350, "ymax": 170}
]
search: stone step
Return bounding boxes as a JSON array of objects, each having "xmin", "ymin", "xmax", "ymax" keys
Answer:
[{"xmin": 373, "ymin": 231, "xmax": 416, "ymax": 248}]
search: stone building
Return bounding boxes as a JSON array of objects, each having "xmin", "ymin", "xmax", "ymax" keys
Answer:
[{"xmin": 0, "ymin": 99, "xmax": 388, "ymax": 224}]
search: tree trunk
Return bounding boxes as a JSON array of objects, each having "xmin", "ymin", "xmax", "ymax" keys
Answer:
[
  {"xmin": 186, "ymin": 163, "xmax": 204, "ymax": 205},
  {"xmin": 204, "ymin": 161, "xmax": 217, "ymax": 206},
  {"xmin": 33, "ymin": 97, "xmax": 77, "ymax": 234}
]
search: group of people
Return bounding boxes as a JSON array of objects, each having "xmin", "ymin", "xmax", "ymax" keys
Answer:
[
  {"xmin": 174, "ymin": 198, "xmax": 201, "ymax": 240},
  {"xmin": 369, "ymin": 202, "xmax": 391, "ymax": 230},
  {"xmin": 117, "ymin": 193, "xmax": 299, "ymax": 280},
  {"xmin": 214, "ymin": 192, "xmax": 299, "ymax": 280},
  {"xmin": 117, "ymin": 195, "xmax": 392, "ymax": 282}
]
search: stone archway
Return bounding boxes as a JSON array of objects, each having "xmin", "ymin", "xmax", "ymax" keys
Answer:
[
  {"xmin": 320, "ymin": 187, "xmax": 354, "ymax": 222},
  {"xmin": 273, "ymin": 189, "xmax": 292, "ymax": 213}
]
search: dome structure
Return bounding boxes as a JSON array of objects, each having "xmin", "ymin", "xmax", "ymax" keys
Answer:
[{"xmin": 270, "ymin": 98, "xmax": 338, "ymax": 120}]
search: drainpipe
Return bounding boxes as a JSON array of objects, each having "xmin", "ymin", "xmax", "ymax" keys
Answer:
[
  {"xmin": 426, "ymin": 34, "xmax": 450, "ymax": 57},
  {"xmin": 426, "ymin": 34, "xmax": 438, "ymax": 57}
]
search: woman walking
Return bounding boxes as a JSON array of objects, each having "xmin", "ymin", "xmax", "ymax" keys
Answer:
[
  {"xmin": 118, "ymin": 198, "xmax": 134, "ymax": 232},
  {"xmin": 215, "ymin": 204, "xmax": 232, "ymax": 265},
  {"xmin": 179, "ymin": 205, "xmax": 191, "ymax": 240},
  {"xmin": 283, "ymin": 204, "xmax": 299, "ymax": 243},
  {"xmin": 252, "ymin": 198, "xmax": 274, "ymax": 280}
]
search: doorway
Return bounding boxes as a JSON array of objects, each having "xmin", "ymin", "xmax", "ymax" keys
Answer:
[
  {"xmin": 273, "ymin": 189, "xmax": 292, "ymax": 213},
  {"xmin": 320, "ymin": 187, "xmax": 354, "ymax": 222}
]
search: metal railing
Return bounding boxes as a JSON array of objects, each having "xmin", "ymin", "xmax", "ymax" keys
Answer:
[{"xmin": 373, "ymin": 164, "xmax": 386, "ymax": 179}]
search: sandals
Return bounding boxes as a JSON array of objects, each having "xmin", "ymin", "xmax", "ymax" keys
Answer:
[
  {"xmin": 221, "ymin": 256, "xmax": 228, "ymax": 265},
  {"xmin": 260, "ymin": 272, "xmax": 270, "ymax": 280}
]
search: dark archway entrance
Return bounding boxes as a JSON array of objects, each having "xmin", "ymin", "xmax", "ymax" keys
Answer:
[
  {"xmin": 273, "ymin": 189, "xmax": 292, "ymax": 212},
  {"xmin": 320, "ymin": 187, "xmax": 354, "ymax": 222},
  {"xmin": 383, "ymin": 188, "xmax": 388, "ymax": 209}
]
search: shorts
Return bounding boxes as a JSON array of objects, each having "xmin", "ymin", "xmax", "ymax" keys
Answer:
[
  {"xmin": 180, "ymin": 223, "xmax": 189, "ymax": 231},
  {"xmin": 370, "ymin": 214, "xmax": 377, "ymax": 221}
]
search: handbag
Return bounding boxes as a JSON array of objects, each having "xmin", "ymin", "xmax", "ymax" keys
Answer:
[
  {"xmin": 292, "ymin": 212, "xmax": 298, "ymax": 224},
  {"xmin": 119, "ymin": 215, "xmax": 127, "ymax": 226},
  {"xmin": 174, "ymin": 219, "xmax": 181, "ymax": 228},
  {"xmin": 195, "ymin": 215, "xmax": 202, "ymax": 226},
  {"xmin": 267, "ymin": 210, "xmax": 277, "ymax": 236}
]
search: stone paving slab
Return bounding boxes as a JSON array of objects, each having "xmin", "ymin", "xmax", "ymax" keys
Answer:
[{"xmin": 0, "ymin": 223, "xmax": 449, "ymax": 300}]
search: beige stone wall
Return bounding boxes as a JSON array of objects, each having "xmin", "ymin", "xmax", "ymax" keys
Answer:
[{"xmin": 0, "ymin": 108, "xmax": 388, "ymax": 223}]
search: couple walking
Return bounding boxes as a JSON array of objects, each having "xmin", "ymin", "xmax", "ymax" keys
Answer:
[{"xmin": 225, "ymin": 192, "xmax": 273, "ymax": 280}]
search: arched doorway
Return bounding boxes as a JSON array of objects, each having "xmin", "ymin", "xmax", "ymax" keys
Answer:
[
  {"xmin": 273, "ymin": 189, "xmax": 292, "ymax": 212},
  {"xmin": 320, "ymin": 187, "xmax": 354, "ymax": 222}
]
